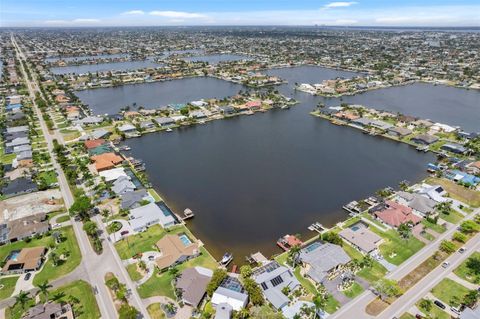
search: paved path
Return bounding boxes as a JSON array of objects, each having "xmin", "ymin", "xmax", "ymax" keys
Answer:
[{"xmin": 447, "ymin": 272, "xmax": 478, "ymax": 290}]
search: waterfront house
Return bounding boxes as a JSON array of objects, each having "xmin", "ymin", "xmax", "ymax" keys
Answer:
[
  {"xmin": 99, "ymin": 167, "xmax": 128, "ymax": 182},
  {"xmin": 22, "ymin": 302, "xmax": 74, "ymax": 319},
  {"xmin": 154, "ymin": 117, "xmax": 175, "ymax": 127},
  {"xmin": 76, "ymin": 116, "xmax": 104, "ymax": 126},
  {"xmin": 411, "ymin": 134, "xmax": 439, "ymax": 145},
  {"xmin": 155, "ymin": 234, "xmax": 200, "ymax": 270},
  {"xmin": 396, "ymin": 191, "xmax": 437, "ymax": 217},
  {"xmin": 373, "ymin": 200, "xmax": 422, "ymax": 228},
  {"xmin": 84, "ymin": 139, "xmax": 106, "ymax": 150},
  {"xmin": 2, "ymin": 247, "xmax": 47, "ymax": 274},
  {"xmin": 444, "ymin": 170, "xmax": 480, "ymax": 186},
  {"xmin": 441, "ymin": 143, "xmax": 467, "ymax": 155},
  {"xmin": 190, "ymin": 110, "xmax": 207, "ymax": 119},
  {"xmin": 351, "ymin": 117, "xmax": 372, "ymax": 128},
  {"xmin": 129, "ymin": 202, "xmax": 175, "ymax": 232},
  {"xmin": 417, "ymin": 184, "xmax": 448, "ymax": 203},
  {"xmin": 211, "ymin": 276, "xmax": 249, "ymax": 311},
  {"xmin": 219, "ymin": 106, "xmax": 236, "ymax": 115},
  {"xmin": 112, "ymin": 176, "xmax": 136, "ymax": 195},
  {"xmin": 90, "ymin": 152, "xmax": 123, "ymax": 172},
  {"xmin": 175, "ymin": 266, "xmax": 213, "ymax": 307},
  {"xmin": 338, "ymin": 222, "xmax": 383, "ymax": 254},
  {"xmin": 140, "ymin": 120, "xmax": 155, "ymax": 130},
  {"xmin": 369, "ymin": 119, "xmax": 394, "ymax": 131},
  {"xmin": 118, "ymin": 123, "xmax": 138, "ymax": 136},
  {"xmin": 387, "ymin": 127, "xmax": 412, "ymax": 138},
  {"xmin": 252, "ymin": 261, "xmax": 300, "ymax": 310},
  {"xmin": 89, "ymin": 128, "xmax": 110, "ymax": 140},
  {"xmin": 120, "ymin": 189, "xmax": 151, "ymax": 210},
  {"xmin": 298, "ymin": 241, "xmax": 351, "ymax": 284}
]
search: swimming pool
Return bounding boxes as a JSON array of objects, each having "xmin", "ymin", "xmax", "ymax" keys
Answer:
[
  {"xmin": 7, "ymin": 251, "xmax": 20, "ymax": 261},
  {"xmin": 179, "ymin": 234, "xmax": 192, "ymax": 246}
]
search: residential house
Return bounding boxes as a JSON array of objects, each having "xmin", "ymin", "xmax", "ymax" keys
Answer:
[
  {"xmin": 214, "ymin": 303, "xmax": 233, "ymax": 319},
  {"xmin": 89, "ymin": 128, "xmax": 110, "ymax": 140},
  {"xmin": 99, "ymin": 167, "xmax": 128, "ymax": 182},
  {"xmin": 129, "ymin": 202, "xmax": 175, "ymax": 232},
  {"xmin": 1, "ymin": 177, "xmax": 38, "ymax": 197},
  {"xmin": 441, "ymin": 143, "xmax": 467, "ymax": 155},
  {"xmin": 466, "ymin": 161, "xmax": 480, "ymax": 175},
  {"xmin": 338, "ymin": 222, "xmax": 383, "ymax": 254},
  {"xmin": 2, "ymin": 247, "xmax": 47, "ymax": 274},
  {"xmin": 396, "ymin": 191, "xmax": 437, "ymax": 217},
  {"xmin": 120, "ymin": 189, "xmax": 151, "ymax": 210},
  {"xmin": 154, "ymin": 117, "xmax": 175, "ymax": 127},
  {"xmin": 211, "ymin": 276, "xmax": 249, "ymax": 311},
  {"xmin": 112, "ymin": 176, "xmax": 136, "ymax": 195},
  {"xmin": 90, "ymin": 152, "xmax": 123, "ymax": 172},
  {"xmin": 411, "ymin": 134, "xmax": 439, "ymax": 145},
  {"xmin": 140, "ymin": 120, "xmax": 155, "ymax": 130},
  {"xmin": 84, "ymin": 139, "xmax": 106, "ymax": 150},
  {"xmin": 417, "ymin": 184, "xmax": 448, "ymax": 203},
  {"xmin": 155, "ymin": 234, "xmax": 200, "ymax": 270},
  {"xmin": 252, "ymin": 261, "xmax": 300, "ymax": 310},
  {"xmin": 298, "ymin": 242, "xmax": 351, "ymax": 284},
  {"xmin": 22, "ymin": 302, "xmax": 74, "ymax": 319},
  {"xmin": 387, "ymin": 127, "xmax": 412, "ymax": 138},
  {"xmin": 373, "ymin": 200, "xmax": 422, "ymax": 228},
  {"xmin": 6, "ymin": 213, "xmax": 50, "ymax": 243}
]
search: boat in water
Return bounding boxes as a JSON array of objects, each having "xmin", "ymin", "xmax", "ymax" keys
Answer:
[
  {"xmin": 220, "ymin": 253, "xmax": 233, "ymax": 266},
  {"xmin": 166, "ymin": 128, "xmax": 173, "ymax": 132}
]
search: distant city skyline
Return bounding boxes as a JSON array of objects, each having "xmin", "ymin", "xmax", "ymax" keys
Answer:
[{"xmin": 1, "ymin": 0, "xmax": 479, "ymax": 27}]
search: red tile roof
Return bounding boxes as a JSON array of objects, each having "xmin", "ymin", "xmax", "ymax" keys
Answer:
[
  {"xmin": 84, "ymin": 139, "xmax": 106, "ymax": 149},
  {"xmin": 374, "ymin": 200, "xmax": 422, "ymax": 227}
]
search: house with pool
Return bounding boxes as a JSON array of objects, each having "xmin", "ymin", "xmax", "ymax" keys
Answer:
[
  {"xmin": 128, "ymin": 202, "xmax": 176, "ymax": 232},
  {"xmin": 154, "ymin": 233, "xmax": 200, "ymax": 270},
  {"xmin": 2, "ymin": 246, "xmax": 47, "ymax": 274}
]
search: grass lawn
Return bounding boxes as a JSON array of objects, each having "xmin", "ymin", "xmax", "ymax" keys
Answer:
[
  {"xmin": 398, "ymin": 252, "xmax": 447, "ymax": 291},
  {"xmin": 431, "ymin": 278, "xmax": 472, "ymax": 307},
  {"xmin": 293, "ymin": 267, "xmax": 317, "ymax": 295},
  {"xmin": 399, "ymin": 313, "xmax": 415, "ymax": 319},
  {"xmin": 370, "ymin": 227, "xmax": 425, "ymax": 265},
  {"xmin": 342, "ymin": 242, "xmax": 388, "ymax": 283},
  {"xmin": 422, "ymin": 219, "xmax": 446, "ymax": 234},
  {"xmin": 126, "ymin": 263, "xmax": 143, "ymax": 281},
  {"xmin": 33, "ymin": 226, "xmax": 82, "ymax": 286},
  {"xmin": 0, "ymin": 153, "xmax": 17, "ymax": 165},
  {"xmin": 343, "ymin": 282, "xmax": 364, "ymax": 299},
  {"xmin": 426, "ymin": 177, "xmax": 480, "ymax": 207},
  {"xmin": 274, "ymin": 252, "xmax": 288, "ymax": 266},
  {"xmin": 115, "ymin": 225, "xmax": 195, "ymax": 259},
  {"xmin": 439, "ymin": 209, "xmax": 464, "ymax": 224},
  {"xmin": 325, "ymin": 294, "xmax": 340, "ymax": 314},
  {"xmin": 56, "ymin": 215, "xmax": 70, "ymax": 223},
  {"xmin": 48, "ymin": 280, "xmax": 100, "ymax": 319},
  {"xmin": 138, "ymin": 246, "xmax": 217, "ymax": 299},
  {"xmin": 147, "ymin": 189, "xmax": 163, "ymax": 202},
  {"xmin": 416, "ymin": 299, "xmax": 450, "ymax": 319},
  {"xmin": 0, "ymin": 276, "xmax": 19, "ymax": 301},
  {"xmin": 38, "ymin": 170, "xmax": 58, "ymax": 185},
  {"xmin": 454, "ymin": 252, "xmax": 480, "ymax": 284},
  {"xmin": 5, "ymin": 298, "xmax": 35, "ymax": 319},
  {"xmin": 147, "ymin": 303, "xmax": 166, "ymax": 319}
]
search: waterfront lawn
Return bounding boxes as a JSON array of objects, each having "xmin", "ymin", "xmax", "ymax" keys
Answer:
[
  {"xmin": 47, "ymin": 280, "xmax": 100, "ymax": 319},
  {"xmin": 416, "ymin": 299, "xmax": 449, "ymax": 319},
  {"xmin": 114, "ymin": 225, "xmax": 188, "ymax": 259},
  {"xmin": 147, "ymin": 303, "xmax": 166, "ymax": 319},
  {"xmin": 342, "ymin": 242, "xmax": 387, "ymax": 283},
  {"xmin": 126, "ymin": 263, "xmax": 143, "ymax": 281},
  {"xmin": 370, "ymin": 228, "xmax": 425, "ymax": 265},
  {"xmin": 454, "ymin": 252, "xmax": 480, "ymax": 284},
  {"xmin": 147, "ymin": 189, "xmax": 163, "ymax": 202},
  {"xmin": 426, "ymin": 177, "xmax": 480, "ymax": 207},
  {"xmin": 137, "ymin": 246, "xmax": 216, "ymax": 299},
  {"xmin": 274, "ymin": 252, "xmax": 289, "ymax": 266},
  {"xmin": 343, "ymin": 282, "xmax": 364, "ymax": 299},
  {"xmin": 0, "ymin": 276, "xmax": 19, "ymax": 301},
  {"xmin": 431, "ymin": 278, "xmax": 471, "ymax": 307},
  {"xmin": 33, "ymin": 226, "xmax": 82, "ymax": 286}
]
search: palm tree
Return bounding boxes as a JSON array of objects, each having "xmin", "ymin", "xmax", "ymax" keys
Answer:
[
  {"xmin": 14, "ymin": 291, "xmax": 30, "ymax": 309},
  {"xmin": 51, "ymin": 291, "xmax": 66, "ymax": 302},
  {"xmin": 37, "ymin": 281, "xmax": 52, "ymax": 300},
  {"xmin": 313, "ymin": 293, "xmax": 326, "ymax": 318},
  {"xmin": 288, "ymin": 245, "xmax": 301, "ymax": 268}
]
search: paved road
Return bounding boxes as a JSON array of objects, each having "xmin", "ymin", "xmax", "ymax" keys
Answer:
[
  {"xmin": 11, "ymin": 34, "xmax": 151, "ymax": 319},
  {"xmin": 329, "ymin": 207, "xmax": 479, "ymax": 319},
  {"xmin": 378, "ymin": 231, "xmax": 480, "ymax": 319}
]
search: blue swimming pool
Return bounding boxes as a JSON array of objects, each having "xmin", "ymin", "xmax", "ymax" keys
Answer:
[
  {"xmin": 179, "ymin": 234, "xmax": 192, "ymax": 246},
  {"xmin": 8, "ymin": 251, "xmax": 20, "ymax": 261},
  {"xmin": 351, "ymin": 225, "xmax": 360, "ymax": 232},
  {"xmin": 305, "ymin": 242, "xmax": 321, "ymax": 252}
]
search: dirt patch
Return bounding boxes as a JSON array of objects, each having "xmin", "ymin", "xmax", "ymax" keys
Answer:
[
  {"xmin": 366, "ymin": 297, "xmax": 390, "ymax": 316},
  {"xmin": 0, "ymin": 189, "xmax": 64, "ymax": 223},
  {"xmin": 398, "ymin": 251, "xmax": 447, "ymax": 291}
]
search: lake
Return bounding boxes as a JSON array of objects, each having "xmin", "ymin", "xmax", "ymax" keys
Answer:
[
  {"xmin": 184, "ymin": 54, "xmax": 251, "ymax": 64},
  {"xmin": 50, "ymin": 60, "xmax": 162, "ymax": 75},
  {"xmin": 123, "ymin": 100, "xmax": 434, "ymax": 261},
  {"xmin": 75, "ymin": 77, "xmax": 244, "ymax": 114}
]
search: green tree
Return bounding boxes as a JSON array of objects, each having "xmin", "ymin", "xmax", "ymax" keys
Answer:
[
  {"xmin": 243, "ymin": 278, "xmax": 264, "ymax": 305},
  {"xmin": 207, "ymin": 269, "xmax": 227, "ymax": 297},
  {"xmin": 460, "ymin": 220, "xmax": 480, "ymax": 234},
  {"xmin": 439, "ymin": 240, "xmax": 457, "ymax": 254},
  {"xmin": 373, "ymin": 279, "xmax": 402, "ymax": 300},
  {"xmin": 69, "ymin": 196, "xmax": 92, "ymax": 219},
  {"xmin": 313, "ymin": 293, "xmax": 327, "ymax": 316},
  {"xmin": 288, "ymin": 245, "xmax": 301, "ymax": 268},
  {"xmin": 397, "ymin": 222, "xmax": 412, "ymax": 239},
  {"xmin": 321, "ymin": 232, "xmax": 343, "ymax": 246},
  {"xmin": 14, "ymin": 291, "xmax": 30, "ymax": 309},
  {"xmin": 240, "ymin": 265, "xmax": 252, "ymax": 279},
  {"xmin": 464, "ymin": 290, "xmax": 480, "ymax": 307},
  {"xmin": 83, "ymin": 221, "xmax": 98, "ymax": 237},
  {"xmin": 37, "ymin": 281, "xmax": 52, "ymax": 300},
  {"xmin": 435, "ymin": 201, "xmax": 452, "ymax": 215},
  {"xmin": 118, "ymin": 304, "xmax": 139, "ymax": 319},
  {"xmin": 419, "ymin": 299, "xmax": 432, "ymax": 312}
]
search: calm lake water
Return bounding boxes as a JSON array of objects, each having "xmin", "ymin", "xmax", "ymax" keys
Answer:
[
  {"xmin": 45, "ymin": 53, "xmax": 129, "ymax": 63},
  {"xmin": 75, "ymin": 77, "xmax": 244, "ymax": 114},
  {"xmin": 50, "ymin": 60, "xmax": 162, "ymax": 75},
  {"xmin": 184, "ymin": 54, "xmax": 251, "ymax": 64}
]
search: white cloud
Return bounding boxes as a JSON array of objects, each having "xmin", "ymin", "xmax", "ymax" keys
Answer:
[
  {"xmin": 324, "ymin": 2, "xmax": 358, "ymax": 9},
  {"xmin": 122, "ymin": 10, "xmax": 145, "ymax": 15},
  {"xmin": 148, "ymin": 11, "xmax": 207, "ymax": 19},
  {"xmin": 44, "ymin": 20, "xmax": 68, "ymax": 25},
  {"xmin": 72, "ymin": 18, "xmax": 100, "ymax": 23}
]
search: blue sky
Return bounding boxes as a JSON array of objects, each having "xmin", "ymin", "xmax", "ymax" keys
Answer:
[{"xmin": 1, "ymin": 0, "xmax": 479, "ymax": 27}]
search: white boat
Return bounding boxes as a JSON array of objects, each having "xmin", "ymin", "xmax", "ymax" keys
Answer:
[
  {"xmin": 220, "ymin": 253, "xmax": 233, "ymax": 266},
  {"xmin": 166, "ymin": 128, "xmax": 173, "ymax": 132}
]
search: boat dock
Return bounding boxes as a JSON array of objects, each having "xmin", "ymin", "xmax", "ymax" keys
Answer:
[
  {"xmin": 277, "ymin": 234, "xmax": 303, "ymax": 251},
  {"xmin": 182, "ymin": 208, "xmax": 195, "ymax": 220},
  {"xmin": 246, "ymin": 252, "xmax": 269, "ymax": 265},
  {"xmin": 307, "ymin": 223, "xmax": 326, "ymax": 233}
]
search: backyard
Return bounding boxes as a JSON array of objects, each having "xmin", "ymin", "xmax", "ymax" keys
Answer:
[
  {"xmin": 0, "ymin": 276, "xmax": 19, "ymax": 301},
  {"xmin": 431, "ymin": 278, "xmax": 472, "ymax": 307},
  {"xmin": 454, "ymin": 252, "xmax": 480, "ymax": 284}
]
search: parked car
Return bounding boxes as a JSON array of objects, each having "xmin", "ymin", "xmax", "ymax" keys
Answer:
[
  {"xmin": 24, "ymin": 272, "xmax": 31, "ymax": 281},
  {"xmin": 52, "ymin": 223, "xmax": 61, "ymax": 228},
  {"xmin": 442, "ymin": 261, "xmax": 450, "ymax": 268},
  {"xmin": 415, "ymin": 315, "xmax": 423, "ymax": 319},
  {"xmin": 120, "ymin": 230, "xmax": 129, "ymax": 236},
  {"xmin": 459, "ymin": 247, "xmax": 466, "ymax": 253},
  {"xmin": 434, "ymin": 300, "xmax": 446, "ymax": 309}
]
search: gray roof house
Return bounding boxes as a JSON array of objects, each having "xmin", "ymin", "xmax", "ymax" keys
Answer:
[
  {"xmin": 76, "ymin": 116, "xmax": 104, "ymax": 125},
  {"xmin": 411, "ymin": 134, "xmax": 439, "ymax": 145},
  {"xmin": 387, "ymin": 126, "xmax": 412, "ymax": 138},
  {"xmin": 129, "ymin": 202, "xmax": 175, "ymax": 232},
  {"xmin": 112, "ymin": 176, "xmax": 136, "ymax": 195},
  {"xmin": 6, "ymin": 137, "xmax": 30, "ymax": 148},
  {"xmin": 6, "ymin": 126, "xmax": 28, "ymax": 134},
  {"xmin": 396, "ymin": 191, "xmax": 437, "ymax": 217},
  {"xmin": 211, "ymin": 276, "xmax": 249, "ymax": 311},
  {"xmin": 1, "ymin": 177, "xmax": 38, "ymax": 197},
  {"xmin": 140, "ymin": 120, "xmax": 155, "ymax": 130},
  {"xmin": 121, "ymin": 189, "xmax": 150, "ymax": 210},
  {"xmin": 118, "ymin": 124, "xmax": 137, "ymax": 133},
  {"xmin": 90, "ymin": 128, "xmax": 110, "ymax": 140},
  {"xmin": 175, "ymin": 267, "xmax": 213, "ymax": 307},
  {"xmin": 299, "ymin": 242, "xmax": 351, "ymax": 284},
  {"xmin": 338, "ymin": 222, "xmax": 383, "ymax": 254},
  {"xmin": 252, "ymin": 261, "xmax": 300, "ymax": 310},
  {"xmin": 154, "ymin": 117, "xmax": 175, "ymax": 127},
  {"xmin": 369, "ymin": 119, "xmax": 394, "ymax": 131}
]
